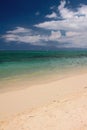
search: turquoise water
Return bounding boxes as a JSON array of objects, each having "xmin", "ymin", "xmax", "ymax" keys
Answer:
[{"xmin": 0, "ymin": 50, "xmax": 87, "ymax": 80}]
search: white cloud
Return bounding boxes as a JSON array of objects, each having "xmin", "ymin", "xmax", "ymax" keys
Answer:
[
  {"xmin": 45, "ymin": 12, "xmax": 57, "ymax": 19},
  {"xmin": 17, "ymin": 35, "xmax": 41, "ymax": 44},
  {"xmin": 58, "ymin": 0, "xmax": 75, "ymax": 19},
  {"xmin": 35, "ymin": 19, "xmax": 84, "ymax": 31},
  {"xmin": 3, "ymin": 34, "xmax": 42, "ymax": 45},
  {"xmin": 2, "ymin": 27, "xmax": 42, "ymax": 45},
  {"xmin": 58, "ymin": 0, "xmax": 66, "ymax": 11},
  {"xmin": 40, "ymin": 31, "xmax": 62, "ymax": 42},
  {"xmin": 49, "ymin": 31, "xmax": 61, "ymax": 41},
  {"xmin": 2, "ymin": 27, "xmax": 62, "ymax": 45},
  {"xmin": 34, "ymin": 0, "xmax": 87, "ymax": 47},
  {"xmin": 3, "ymin": 34, "xmax": 18, "ymax": 42},
  {"xmin": 65, "ymin": 31, "xmax": 80, "ymax": 37},
  {"xmin": 2, "ymin": 27, "xmax": 62, "ymax": 44},
  {"xmin": 7, "ymin": 27, "xmax": 31, "ymax": 34},
  {"xmin": 78, "ymin": 5, "xmax": 87, "ymax": 17},
  {"xmin": 35, "ymin": 1, "xmax": 87, "ymax": 32}
]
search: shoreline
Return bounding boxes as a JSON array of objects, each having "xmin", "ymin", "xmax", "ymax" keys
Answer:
[{"xmin": 1, "ymin": 66, "xmax": 87, "ymax": 93}]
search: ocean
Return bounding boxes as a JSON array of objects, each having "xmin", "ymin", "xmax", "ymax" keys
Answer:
[{"xmin": 0, "ymin": 50, "xmax": 87, "ymax": 81}]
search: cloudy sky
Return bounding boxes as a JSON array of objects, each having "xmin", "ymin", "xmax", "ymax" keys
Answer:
[{"xmin": 0, "ymin": 0, "xmax": 87, "ymax": 50}]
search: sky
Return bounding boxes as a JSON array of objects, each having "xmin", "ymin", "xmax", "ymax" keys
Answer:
[{"xmin": 0, "ymin": 0, "xmax": 87, "ymax": 50}]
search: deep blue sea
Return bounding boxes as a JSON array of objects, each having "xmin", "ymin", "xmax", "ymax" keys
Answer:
[{"xmin": 0, "ymin": 50, "xmax": 87, "ymax": 81}]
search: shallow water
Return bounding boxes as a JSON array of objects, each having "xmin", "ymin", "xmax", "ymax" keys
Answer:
[{"xmin": 0, "ymin": 50, "xmax": 87, "ymax": 82}]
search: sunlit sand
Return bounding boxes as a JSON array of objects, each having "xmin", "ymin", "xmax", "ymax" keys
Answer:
[{"xmin": 0, "ymin": 73, "xmax": 87, "ymax": 130}]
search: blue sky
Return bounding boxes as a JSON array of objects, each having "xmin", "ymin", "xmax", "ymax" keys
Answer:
[{"xmin": 0, "ymin": 0, "xmax": 87, "ymax": 50}]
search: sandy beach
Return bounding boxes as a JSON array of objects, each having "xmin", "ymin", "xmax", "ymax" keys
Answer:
[
  {"xmin": 1, "ymin": 0, "xmax": 87, "ymax": 129},
  {"xmin": 0, "ymin": 73, "xmax": 87, "ymax": 130}
]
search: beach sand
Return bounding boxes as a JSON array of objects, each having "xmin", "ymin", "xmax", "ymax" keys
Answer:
[{"xmin": 0, "ymin": 73, "xmax": 87, "ymax": 130}]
